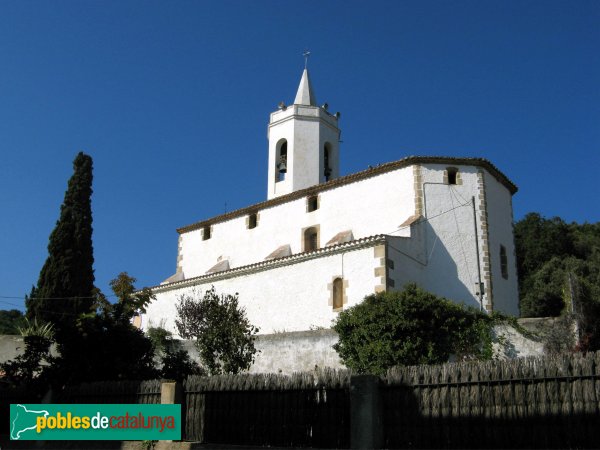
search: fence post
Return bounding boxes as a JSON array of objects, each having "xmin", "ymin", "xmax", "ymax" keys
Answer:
[
  {"xmin": 350, "ymin": 374, "xmax": 383, "ymax": 449},
  {"xmin": 160, "ymin": 381, "xmax": 185, "ymax": 440}
]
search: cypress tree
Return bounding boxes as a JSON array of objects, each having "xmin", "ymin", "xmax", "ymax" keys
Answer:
[{"xmin": 26, "ymin": 152, "xmax": 95, "ymax": 326}]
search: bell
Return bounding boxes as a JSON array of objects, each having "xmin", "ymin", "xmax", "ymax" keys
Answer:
[{"xmin": 278, "ymin": 161, "xmax": 287, "ymax": 174}]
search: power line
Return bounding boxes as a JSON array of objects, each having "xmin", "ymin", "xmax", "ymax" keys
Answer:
[{"xmin": 0, "ymin": 294, "xmax": 117, "ymax": 301}]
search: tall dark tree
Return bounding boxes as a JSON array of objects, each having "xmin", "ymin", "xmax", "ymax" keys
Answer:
[
  {"xmin": 49, "ymin": 273, "xmax": 158, "ymax": 383},
  {"xmin": 26, "ymin": 152, "xmax": 95, "ymax": 325}
]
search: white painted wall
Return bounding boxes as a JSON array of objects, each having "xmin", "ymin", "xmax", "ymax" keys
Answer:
[
  {"xmin": 415, "ymin": 164, "xmax": 486, "ymax": 309},
  {"xmin": 179, "ymin": 167, "xmax": 414, "ymax": 279},
  {"xmin": 144, "ymin": 244, "xmax": 380, "ymax": 337},
  {"xmin": 387, "ymin": 164, "xmax": 519, "ymax": 316},
  {"xmin": 148, "ymin": 160, "xmax": 519, "ymax": 340},
  {"xmin": 483, "ymin": 172, "xmax": 520, "ymax": 316}
]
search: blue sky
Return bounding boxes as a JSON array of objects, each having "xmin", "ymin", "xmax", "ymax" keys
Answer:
[{"xmin": 1, "ymin": 0, "xmax": 598, "ymax": 312}]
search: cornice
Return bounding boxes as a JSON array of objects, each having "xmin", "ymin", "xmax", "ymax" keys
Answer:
[{"xmin": 151, "ymin": 234, "xmax": 387, "ymax": 293}]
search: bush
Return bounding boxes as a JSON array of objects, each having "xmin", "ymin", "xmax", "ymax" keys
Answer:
[
  {"xmin": 333, "ymin": 284, "xmax": 493, "ymax": 375},
  {"xmin": 175, "ymin": 287, "xmax": 259, "ymax": 375}
]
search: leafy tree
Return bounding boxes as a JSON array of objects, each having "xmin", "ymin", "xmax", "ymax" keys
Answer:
[
  {"xmin": 333, "ymin": 284, "xmax": 493, "ymax": 375},
  {"xmin": 514, "ymin": 213, "xmax": 573, "ymax": 294},
  {"xmin": 175, "ymin": 287, "xmax": 259, "ymax": 375},
  {"xmin": 0, "ymin": 335, "xmax": 54, "ymax": 390},
  {"xmin": 515, "ymin": 213, "xmax": 600, "ymax": 350},
  {"xmin": 520, "ymin": 257, "xmax": 568, "ymax": 317},
  {"xmin": 147, "ymin": 325, "xmax": 203, "ymax": 380},
  {"xmin": 516, "ymin": 214, "xmax": 600, "ymax": 299},
  {"xmin": 0, "ymin": 309, "xmax": 25, "ymax": 334},
  {"xmin": 26, "ymin": 152, "xmax": 95, "ymax": 326},
  {"xmin": 0, "ymin": 319, "xmax": 55, "ymax": 391},
  {"xmin": 50, "ymin": 273, "xmax": 157, "ymax": 383}
]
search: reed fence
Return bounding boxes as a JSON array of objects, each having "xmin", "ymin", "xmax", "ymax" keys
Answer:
[
  {"xmin": 58, "ymin": 379, "xmax": 162, "ymax": 405},
  {"xmin": 184, "ymin": 368, "xmax": 350, "ymax": 448},
  {"xmin": 382, "ymin": 351, "xmax": 600, "ymax": 449},
  {"xmin": 3, "ymin": 351, "xmax": 600, "ymax": 448}
]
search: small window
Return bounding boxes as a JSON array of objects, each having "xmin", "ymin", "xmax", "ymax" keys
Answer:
[
  {"xmin": 333, "ymin": 278, "xmax": 344, "ymax": 310},
  {"xmin": 447, "ymin": 167, "xmax": 458, "ymax": 185},
  {"xmin": 202, "ymin": 225, "xmax": 211, "ymax": 241},
  {"xmin": 307, "ymin": 195, "xmax": 319, "ymax": 212},
  {"xmin": 500, "ymin": 245, "xmax": 508, "ymax": 279},
  {"xmin": 247, "ymin": 213, "xmax": 257, "ymax": 229},
  {"xmin": 303, "ymin": 226, "xmax": 319, "ymax": 252}
]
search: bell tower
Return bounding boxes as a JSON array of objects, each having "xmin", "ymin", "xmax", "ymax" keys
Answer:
[{"xmin": 267, "ymin": 68, "xmax": 341, "ymax": 199}]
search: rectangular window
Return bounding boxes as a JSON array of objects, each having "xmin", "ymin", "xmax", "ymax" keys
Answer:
[
  {"xmin": 202, "ymin": 225, "xmax": 211, "ymax": 241},
  {"xmin": 307, "ymin": 195, "xmax": 319, "ymax": 212},
  {"xmin": 247, "ymin": 213, "xmax": 258, "ymax": 229},
  {"xmin": 500, "ymin": 245, "xmax": 508, "ymax": 279}
]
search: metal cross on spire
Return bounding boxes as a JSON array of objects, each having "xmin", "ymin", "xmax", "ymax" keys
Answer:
[{"xmin": 303, "ymin": 50, "xmax": 311, "ymax": 69}]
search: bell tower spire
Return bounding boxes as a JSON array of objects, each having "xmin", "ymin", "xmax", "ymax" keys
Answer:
[
  {"xmin": 267, "ymin": 62, "xmax": 341, "ymax": 200},
  {"xmin": 294, "ymin": 69, "xmax": 317, "ymax": 106}
]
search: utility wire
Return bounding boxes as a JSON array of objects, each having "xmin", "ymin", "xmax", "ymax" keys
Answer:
[{"xmin": 1, "ymin": 200, "xmax": 473, "ymax": 302}]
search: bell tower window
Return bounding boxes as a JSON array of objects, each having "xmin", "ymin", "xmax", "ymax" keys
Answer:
[
  {"xmin": 276, "ymin": 140, "xmax": 287, "ymax": 183},
  {"xmin": 324, "ymin": 143, "xmax": 332, "ymax": 181}
]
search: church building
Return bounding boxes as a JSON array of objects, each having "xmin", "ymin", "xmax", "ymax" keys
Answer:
[{"xmin": 141, "ymin": 68, "xmax": 519, "ymax": 338}]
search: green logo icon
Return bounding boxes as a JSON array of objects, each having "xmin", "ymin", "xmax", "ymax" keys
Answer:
[{"xmin": 10, "ymin": 404, "xmax": 181, "ymax": 440}]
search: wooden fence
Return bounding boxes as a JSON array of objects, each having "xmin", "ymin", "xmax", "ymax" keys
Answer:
[
  {"xmin": 184, "ymin": 368, "xmax": 350, "ymax": 448},
  {"xmin": 3, "ymin": 351, "xmax": 600, "ymax": 448},
  {"xmin": 57, "ymin": 379, "xmax": 162, "ymax": 404},
  {"xmin": 382, "ymin": 351, "xmax": 600, "ymax": 449}
]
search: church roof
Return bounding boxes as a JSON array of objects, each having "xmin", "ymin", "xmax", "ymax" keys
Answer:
[
  {"xmin": 293, "ymin": 69, "xmax": 317, "ymax": 106},
  {"xmin": 177, "ymin": 155, "xmax": 518, "ymax": 234},
  {"xmin": 152, "ymin": 234, "xmax": 387, "ymax": 292}
]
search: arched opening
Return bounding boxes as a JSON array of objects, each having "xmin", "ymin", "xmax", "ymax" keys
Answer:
[
  {"xmin": 324, "ymin": 142, "xmax": 332, "ymax": 181},
  {"xmin": 447, "ymin": 167, "xmax": 458, "ymax": 185},
  {"xmin": 303, "ymin": 226, "xmax": 319, "ymax": 252},
  {"xmin": 276, "ymin": 140, "xmax": 288, "ymax": 182},
  {"xmin": 332, "ymin": 278, "xmax": 344, "ymax": 310}
]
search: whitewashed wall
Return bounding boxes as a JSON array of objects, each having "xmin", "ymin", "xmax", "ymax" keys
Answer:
[
  {"xmin": 179, "ymin": 167, "xmax": 414, "ymax": 279},
  {"xmin": 415, "ymin": 164, "xmax": 486, "ymax": 309},
  {"xmin": 483, "ymin": 172, "xmax": 520, "ymax": 316},
  {"xmin": 144, "ymin": 243, "xmax": 380, "ymax": 337}
]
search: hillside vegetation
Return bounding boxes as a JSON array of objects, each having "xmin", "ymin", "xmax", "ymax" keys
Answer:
[{"xmin": 515, "ymin": 213, "xmax": 600, "ymax": 349}]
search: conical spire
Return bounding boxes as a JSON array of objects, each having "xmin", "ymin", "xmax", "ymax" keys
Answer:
[{"xmin": 293, "ymin": 69, "xmax": 317, "ymax": 106}]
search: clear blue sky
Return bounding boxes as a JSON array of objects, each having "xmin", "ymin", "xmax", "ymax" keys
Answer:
[{"xmin": 1, "ymin": 0, "xmax": 598, "ymax": 312}]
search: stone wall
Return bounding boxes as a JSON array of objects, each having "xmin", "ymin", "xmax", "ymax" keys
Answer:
[
  {"xmin": 0, "ymin": 319, "xmax": 560, "ymax": 374},
  {"xmin": 178, "ymin": 329, "xmax": 343, "ymax": 374}
]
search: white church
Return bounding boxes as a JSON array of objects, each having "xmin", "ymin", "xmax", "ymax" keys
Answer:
[{"xmin": 141, "ymin": 68, "xmax": 520, "ymax": 343}]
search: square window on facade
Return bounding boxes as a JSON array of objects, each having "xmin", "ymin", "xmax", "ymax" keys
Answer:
[{"xmin": 307, "ymin": 195, "xmax": 319, "ymax": 212}]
